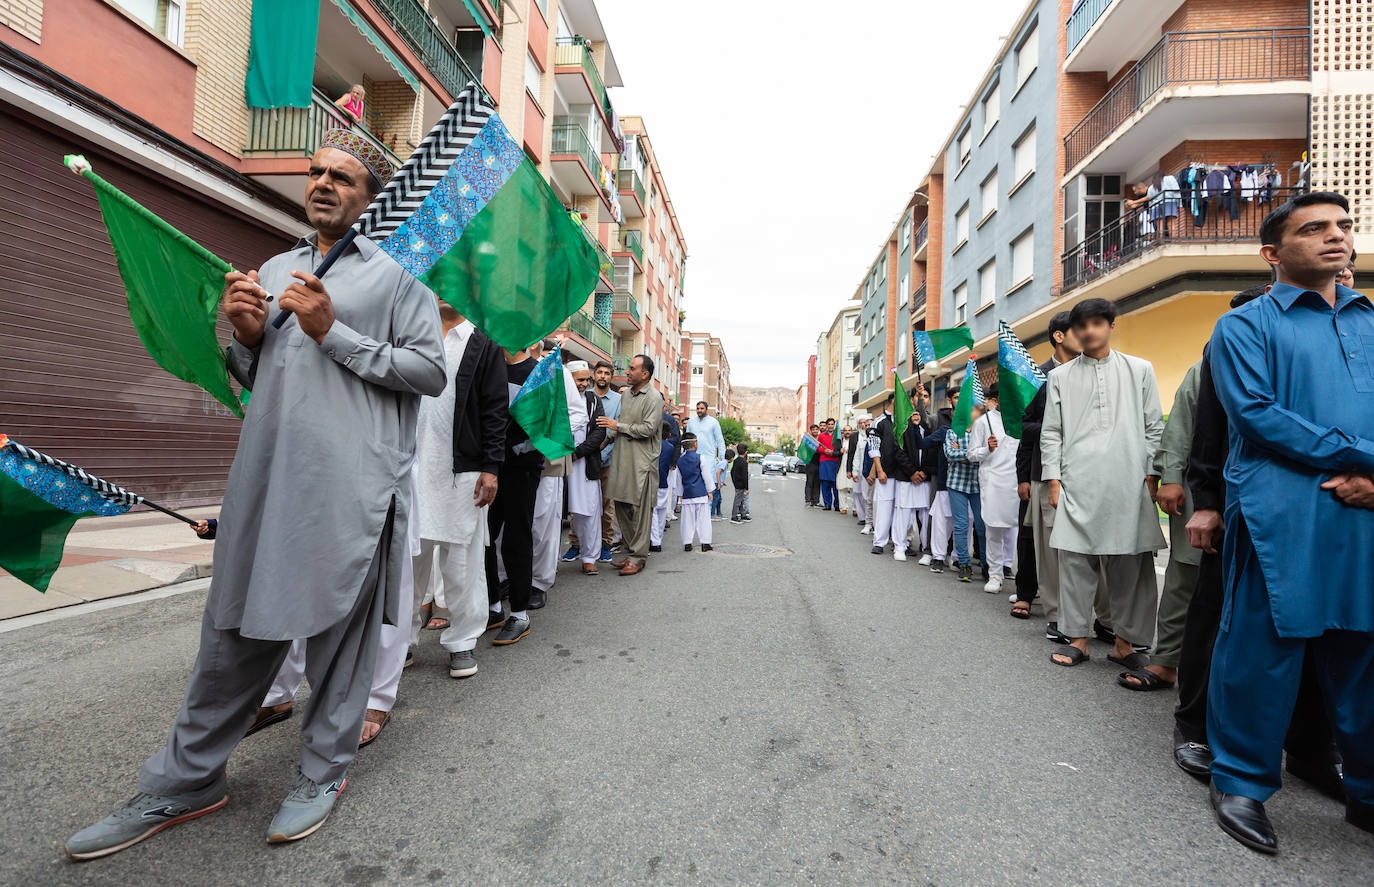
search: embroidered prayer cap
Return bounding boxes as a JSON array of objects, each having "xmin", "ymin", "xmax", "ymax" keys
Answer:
[
  {"xmin": 320, "ymin": 128, "xmax": 395, "ymax": 190},
  {"xmin": 566, "ymin": 360, "xmax": 590, "ymax": 372}
]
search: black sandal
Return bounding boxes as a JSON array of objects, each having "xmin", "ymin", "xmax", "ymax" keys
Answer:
[
  {"xmin": 1010, "ymin": 601, "xmax": 1032, "ymax": 619},
  {"xmin": 1050, "ymin": 646, "xmax": 1090, "ymax": 667},
  {"xmin": 1117, "ymin": 668, "xmax": 1175, "ymax": 691},
  {"xmin": 1108, "ymin": 651, "xmax": 1151, "ymax": 670}
]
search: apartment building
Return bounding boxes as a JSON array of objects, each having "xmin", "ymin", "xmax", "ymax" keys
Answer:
[
  {"xmin": 855, "ymin": 215, "xmax": 899, "ymax": 410},
  {"xmin": 0, "ymin": 0, "xmax": 682, "ymax": 503},
  {"xmin": 814, "ymin": 301, "xmax": 861, "ymax": 425},
  {"xmin": 678, "ymin": 330, "xmax": 732, "ymax": 416},
  {"xmin": 609, "ymin": 116, "xmax": 686, "ymax": 403}
]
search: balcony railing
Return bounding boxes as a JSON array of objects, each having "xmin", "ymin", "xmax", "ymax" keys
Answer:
[
  {"xmin": 552, "ymin": 122, "xmax": 607, "ymax": 185},
  {"xmin": 577, "ymin": 220, "xmax": 613, "ymax": 279},
  {"xmin": 554, "ymin": 36, "xmax": 615, "ymax": 125},
  {"xmin": 1061, "ymin": 187, "xmax": 1299, "ymax": 291},
  {"xmin": 912, "ymin": 281, "xmax": 927, "ymax": 312},
  {"xmin": 913, "ymin": 217, "xmax": 929, "ymax": 254},
  {"xmin": 618, "ymin": 228, "xmax": 644, "ymax": 264},
  {"xmin": 563, "ymin": 309, "xmax": 613, "ymax": 354},
  {"xmin": 612, "ymin": 294, "xmax": 641, "ymax": 322},
  {"xmin": 1065, "ymin": 0, "xmax": 1114, "ymax": 56},
  {"xmin": 1064, "ymin": 28, "xmax": 1310, "ymax": 170},
  {"xmin": 370, "ymin": 0, "xmax": 487, "ymax": 103},
  {"xmin": 247, "ymin": 88, "xmax": 403, "ymax": 167},
  {"xmin": 617, "ymin": 166, "xmax": 645, "ymax": 206}
]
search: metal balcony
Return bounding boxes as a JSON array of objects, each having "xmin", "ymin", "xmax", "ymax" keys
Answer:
[
  {"xmin": 617, "ymin": 166, "xmax": 646, "ymax": 215},
  {"xmin": 246, "ymin": 87, "xmax": 403, "ymax": 167},
  {"xmin": 912, "ymin": 281, "xmax": 927, "ymax": 313},
  {"xmin": 561, "ymin": 309, "xmax": 613, "ymax": 355},
  {"xmin": 617, "ymin": 228, "xmax": 644, "ymax": 265},
  {"xmin": 1063, "ymin": 28, "xmax": 1310, "ymax": 171},
  {"xmin": 369, "ymin": 0, "xmax": 488, "ymax": 102},
  {"xmin": 1066, "ymin": 0, "xmax": 1114, "ymax": 56}
]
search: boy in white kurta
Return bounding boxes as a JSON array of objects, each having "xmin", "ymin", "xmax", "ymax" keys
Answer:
[
  {"xmin": 677, "ymin": 434, "xmax": 714, "ymax": 551},
  {"xmin": 967, "ymin": 399, "xmax": 1020, "ymax": 594},
  {"xmin": 566, "ymin": 362, "xmax": 606, "ymax": 573}
]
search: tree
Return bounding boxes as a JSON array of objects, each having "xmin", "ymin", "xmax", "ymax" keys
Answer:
[
  {"xmin": 776, "ymin": 434, "xmax": 797, "ymax": 456},
  {"xmin": 718, "ymin": 417, "xmax": 749, "ymax": 447}
]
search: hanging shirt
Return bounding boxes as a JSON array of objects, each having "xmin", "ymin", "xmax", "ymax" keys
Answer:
[
  {"xmin": 1209, "ymin": 283, "xmax": 1374, "ymax": 637},
  {"xmin": 1040, "ymin": 350, "xmax": 1167, "ymax": 556}
]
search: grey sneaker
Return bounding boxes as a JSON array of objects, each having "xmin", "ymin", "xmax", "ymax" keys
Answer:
[
  {"xmin": 492, "ymin": 615, "xmax": 531, "ymax": 646},
  {"xmin": 65, "ymin": 776, "xmax": 228, "ymax": 860},
  {"xmin": 266, "ymin": 770, "xmax": 346, "ymax": 843},
  {"xmin": 448, "ymin": 649, "xmax": 478, "ymax": 678}
]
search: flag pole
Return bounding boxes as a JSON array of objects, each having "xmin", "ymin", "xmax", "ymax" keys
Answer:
[
  {"xmin": 268, "ymin": 228, "xmax": 361, "ymax": 329},
  {"xmin": 140, "ymin": 498, "xmax": 201, "ymax": 527}
]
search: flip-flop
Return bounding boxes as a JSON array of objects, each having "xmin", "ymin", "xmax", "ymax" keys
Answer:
[
  {"xmin": 358, "ymin": 709, "xmax": 390, "ymax": 748},
  {"xmin": 1050, "ymin": 646, "xmax": 1090, "ymax": 667},
  {"xmin": 1117, "ymin": 668, "xmax": 1175, "ymax": 691},
  {"xmin": 425, "ymin": 616, "xmax": 450, "ymax": 630},
  {"xmin": 245, "ymin": 703, "xmax": 293, "ymax": 737},
  {"xmin": 1010, "ymin": 602, "xmax": 1032, "ymax": 619},
  {"xmin": 1108, "ymin": 651, "xmax": 1151, "ymax": 671}
]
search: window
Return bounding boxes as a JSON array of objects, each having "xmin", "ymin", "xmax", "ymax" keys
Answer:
[
  {"xmin": 692, "ymin": 366, "xmax": 704, "ymax": 376},
  {"xmin": 982, "ymin": 82, "xmax": 1000, "ymax": 139},
  {"xmin": 122, "ymin": 0, "xmax": 184, "ymax": 44},
  {"xmin": 980, "ymin": 171, "xmax": 999, "ymax": 222},
  {"xmin": 957, "ymin": 127, "xmax": 973, "ymax": 169},
  {"xmin": 525, "ymin": 52, "xmax": 543, "ymax": 104},
  {"xmin": 1012, "ymin": 126, "xmax": 1036, "ymax": 186},
  {"xmin": 954, "ymin": 204, "xmax": 970, "ymax": 248},
  {"xmin": 1011, "ymin": 228, "xmax": 1034, "ymax": 288},
  {"xmin": 954, "ymin": 283, "xmax": 968, "ymax": 324},
  {"xmin": 898, "ymin": 273, "xmax": 909, "ymax": 307},
  {"xmin": 979, "ymin": 259, "xmax": 997, "ymax": 307},
  {"xmin": 897, "ymin": 326, "xmax": 908, "ymax": 364},
  {"xmin": 1016, "ymin": 24, "xmax": 1038, "ymax": 89},
  {"xmin": 900, "ymin": 215, "xmax": 912, "ymax": 248}
]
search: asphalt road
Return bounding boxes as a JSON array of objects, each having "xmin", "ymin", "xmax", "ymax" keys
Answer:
[{"xmin": 2, "ymin": 467, "xmax": 1371, "ymax": 885}]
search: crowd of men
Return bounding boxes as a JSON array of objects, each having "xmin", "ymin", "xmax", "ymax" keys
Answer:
[
  {"xmin": 808, "ymin": 192, "xmax": 1374, "ymax": 857},
  {"xmin": 56, "ymin": 135, "xmax": 1371, "ymax": 863}
]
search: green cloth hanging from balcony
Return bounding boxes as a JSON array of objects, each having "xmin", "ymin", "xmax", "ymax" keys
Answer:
[{"xmin": 244, "ymin": 0, "xmax": 320, "ymax": 109}]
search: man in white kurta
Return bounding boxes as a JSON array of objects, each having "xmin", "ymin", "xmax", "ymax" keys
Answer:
[
  {"xmin": 566, "ymin": 363, "xmax": 605, "ymax": 572},
  {"xmin": 967, "ymin": 401, "xmax": 1020, "ymax": 594},
  {"xmin": 686, "ymin": 402, "xmax": 726, "ymax": 475},
  {"xmin": 1041, "ymin": 302, "xmax": 1165, "ymax": 668}
]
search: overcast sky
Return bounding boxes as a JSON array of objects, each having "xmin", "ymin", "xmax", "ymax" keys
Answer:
[{"xmin": 597, "ymin": 0, "xmax": 1033, "ymax": 388}]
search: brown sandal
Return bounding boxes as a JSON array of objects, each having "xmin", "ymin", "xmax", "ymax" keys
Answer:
[
  {"xmin": 358, "ymin": 708, "xmax": 390, "ymax": 747},
  {"xmin": 245, "ymin": 702, "xmax": 293, "ymax": 737}
]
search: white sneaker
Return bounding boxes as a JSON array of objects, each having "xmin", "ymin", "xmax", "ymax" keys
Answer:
[
  {"xmin": 984, "ymin": 575, "xmax": 1003, "ymax": 593},
  {"xmin": 1008, "ymin": 592, "xmax": 1018, "ymax": 603},
  {"xmin": 894, "ymin": 548, "xmax": 907, "ymax": 562},
  {"xmin": 860, "ymin": 524, "xmax": 872, "ymax": 535},
  {"xmin": 917, "ymin": 554, "xmax": 932, "ymax": 566}
]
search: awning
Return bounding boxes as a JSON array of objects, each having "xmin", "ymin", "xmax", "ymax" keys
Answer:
[
  {"xmin": 459, "ymin": 0, "xmax": 494, "ymax": 41},
  {"xmin": 327, "ymin": 0, "xmax": 420, "ymax": 92}
]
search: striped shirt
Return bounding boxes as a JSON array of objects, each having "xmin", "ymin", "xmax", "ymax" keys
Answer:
[{"xmin": 943, "ymin": 431, "xmax": 980, "ymax": 494}]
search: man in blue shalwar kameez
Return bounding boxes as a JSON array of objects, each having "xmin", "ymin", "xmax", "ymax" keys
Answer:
[{"xmin": 1206, "ymin": 191, "xmax": 1374, "ymax": 854}]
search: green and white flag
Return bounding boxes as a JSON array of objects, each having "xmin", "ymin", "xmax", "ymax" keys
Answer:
[
  {"xmin": 950, "ymin": 357, "xmax": 985, "ymax": 435},
  {"xmin": 892, "ymin": 369, "xmax": 915, "ymax": 450},
  {"xmin": 996, "ymin": 320, "xmax": 1046, "ymax": 439},
  {"xmin": 508, "ymin": 346, "xmax": 575, "ymax": 461}
]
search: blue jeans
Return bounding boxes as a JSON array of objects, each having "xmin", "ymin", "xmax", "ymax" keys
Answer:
[
  {"xmin": 710, "ymin": 488, "xmax": 723, "ymax": 517},
  {"xmin": 947, "ymin": 489, "xmax": 986, "ymax": 567}
]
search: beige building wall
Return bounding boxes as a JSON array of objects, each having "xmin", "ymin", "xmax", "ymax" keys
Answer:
[
  {"xmin": 1, "ymin": 0, "xmax": 42, "ymax": 41},
  {"xmin": 185, "ymin": 0, "xmax": 252, "ymax": 155}
]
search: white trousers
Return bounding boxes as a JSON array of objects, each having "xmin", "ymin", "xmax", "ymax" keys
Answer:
[
  {"xmin": 680, "ymin": 501, "xmax": 711, "ymax": 545},
  {"xmin": 872, "ymin": 499, "xmax": 915, "ymax": 551},
  {"xmin": 910, "ymin": 508, "xmax": 930, "ymax": 551},
  {"xmin": 984, "ymin": 525, "xmax": 1019, "ymax": 572},
  {"xmin": 854, "ymin": 481, "xmax": 870, "ymax": 523},
  {"xmin": 411, "ymin": 534, "xmax": 488, "ymax": 654},
  {"xmin": 930, "ymin": 491, "xmax": 952, "ymax": 559},
  {"xmin": 569, "ymin": 511, "xmax": 600, "ymax": 564},
  {"xmin": 263, "ymin": 541, "xmax": 414, "ymax": 713},
  {"xmin": 532, "ymin": 476, "xmax": 563, "ymax": 592},
  {"xmin": 651, "ymin": 487, "xmax": 671, "ymax": 546}
]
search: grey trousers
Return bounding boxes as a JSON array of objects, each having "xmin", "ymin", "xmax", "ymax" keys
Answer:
[
  {"xmin": 1031, "ymin": 481, "xmax": 1111, "ymax": 626},
  {"xmin": 1058, "ymin": 551, "xmax": 1157, "ymax": 645},
  {"xmin": 614, "ymin": 472, "xmax": 657, "ymax": 567},
  {"xmin": 1151, "ymin": 555, "xmax": 1199, "ymax": 668},
  {"xmin": 139, "ymin": 516, "xmax": 390, "ymax": 795}
]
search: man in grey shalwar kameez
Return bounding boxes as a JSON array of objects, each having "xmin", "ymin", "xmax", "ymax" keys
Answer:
[
  {"xmin": 66, "ymin": 133, "xmax": 445, "ymax": 860},
  {"xmin": 1041, "ymin": 298, "xmax": 1165, "ymax": 671},
  {"xmin": 600, "ymin": 354, "xmax": 664, "ymax": 575}
]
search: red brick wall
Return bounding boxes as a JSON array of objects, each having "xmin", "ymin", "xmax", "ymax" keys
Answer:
[
  {"xmin": 927, "ymin": 174, "xmax": 945, "ymax": 322},
  {"xmin": 1162, "ymin": 0, "xmax": 1307, "ymax": 33},
  {"xmin": 1157, "ymin": 138, "xmax": 1307, "ymax": 178}
]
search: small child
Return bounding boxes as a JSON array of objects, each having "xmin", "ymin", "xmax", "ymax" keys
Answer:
[
  {"xmin": 676, "ymin": 434, "xmax": 713, "ymax": 551},
  {"xmin": 711, "ymin": 452, "xmax": 728, "ymax": 520},
  {"xmin": 730, "ymin": 442, "xmax": 751, "ymax": 523}
]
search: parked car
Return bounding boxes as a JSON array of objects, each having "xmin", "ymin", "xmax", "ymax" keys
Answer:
[
  {"xmin": 761, "ymin": 453, "xmax": 787, "ymax": 475},
  {"xmin": 786, "ymin": 456, "xmax": 804, "ymax": 473}
]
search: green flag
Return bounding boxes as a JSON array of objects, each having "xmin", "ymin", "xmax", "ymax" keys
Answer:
[
  {"xmin": 796, "ymin": 433, "xmax": 818, "ymax": 464},
  {"xmin": 74, "ymin": 158, "xmax": 244, "ymax": 418},
  {"xmin": 508, "ymin": 348, "xmax": 575, "ymax": 461},
  {"xmin": 950, "ymin": 358, "xmax": 986, "ymax": 435},
  {"xmin": 996, "ymin": 320, "xmax": 1046, "ymax": 439},
  {"xmin": 892, "ymin": 369, "xmax": 915, "ymax": 450}
]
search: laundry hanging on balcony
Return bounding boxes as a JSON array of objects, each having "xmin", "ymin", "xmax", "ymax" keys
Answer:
[{"xmin": 244, "ymin": 0, "xmax": 321, "ymax": 109}]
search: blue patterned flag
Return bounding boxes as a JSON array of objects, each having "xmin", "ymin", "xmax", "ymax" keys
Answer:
[
  {"xmin": 996, "ymin": 320, "xmax": 1046, "ymax": 438},
  {"xmin": 0, "ymin": 435, "xmax": 141, "ymax": 592}
]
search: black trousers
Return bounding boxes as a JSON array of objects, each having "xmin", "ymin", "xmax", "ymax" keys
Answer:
[
  {"xmin": 1015, "ymin": 498, "xmax": 1038, "ymax": 604},
  {"xmin": 1173, "ymin": 548, "xmax": 1334, "ymax": 761},
  {"xmin": 486, "ymin": 464, "xmax": 540, "ymax": 612},
  {"xmin": 804, "ymin": 463, "xmax": 820, "ymax": 505}
]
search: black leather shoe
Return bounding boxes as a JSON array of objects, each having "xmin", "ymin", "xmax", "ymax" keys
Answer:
[
  {"xmin": 1210, "ymin": 784, "xmax": 1277, "ymax": 854},
  {"xmin": 1286, "ymin": 754, "xmax": 1345, "ymax": 803},
  {"xmin": 1347, "ymin": 801, "xmax": 1374, "ymax": 835},
  {"xmin": 649, "ymin": 544, "xmax": 662, "ymax": 552},
  {"xmin": 528, "ymin": 588, "xmax": 547, "ymax": 610},
  {"xmin": 1045, "ymin": 622, "xmax": 1071, "ymax": 645},
  {"xmin": 1174, "ymin": 741, "xmax": 1213, "ymax": 781}
]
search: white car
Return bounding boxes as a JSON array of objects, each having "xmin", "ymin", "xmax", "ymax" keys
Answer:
[{"xmin": 761, "ymin": 453, "xmax": 787, "ymax": 475}]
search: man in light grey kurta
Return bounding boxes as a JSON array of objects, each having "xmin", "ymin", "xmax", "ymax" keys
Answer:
[
  {"xmin": 1041, "ymin": 300, "xmax": 1165, "ymax": 668},
  {"xmin": 67, "ymin": 141, "xmax": 446, "ymax": 858},
  {"xmin": 600, "ymin": 355, "xmax": 664, "ymax": 573}
]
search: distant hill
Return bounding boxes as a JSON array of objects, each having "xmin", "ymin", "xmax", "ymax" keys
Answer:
[{"xmin": 733, "ymin": 386, "xmax": 797, "ymax": 428}]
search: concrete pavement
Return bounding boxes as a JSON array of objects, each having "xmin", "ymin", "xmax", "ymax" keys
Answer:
[{"xmin": 1, "ymin": 468, "xmax": 1370, "ymax": 884}]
